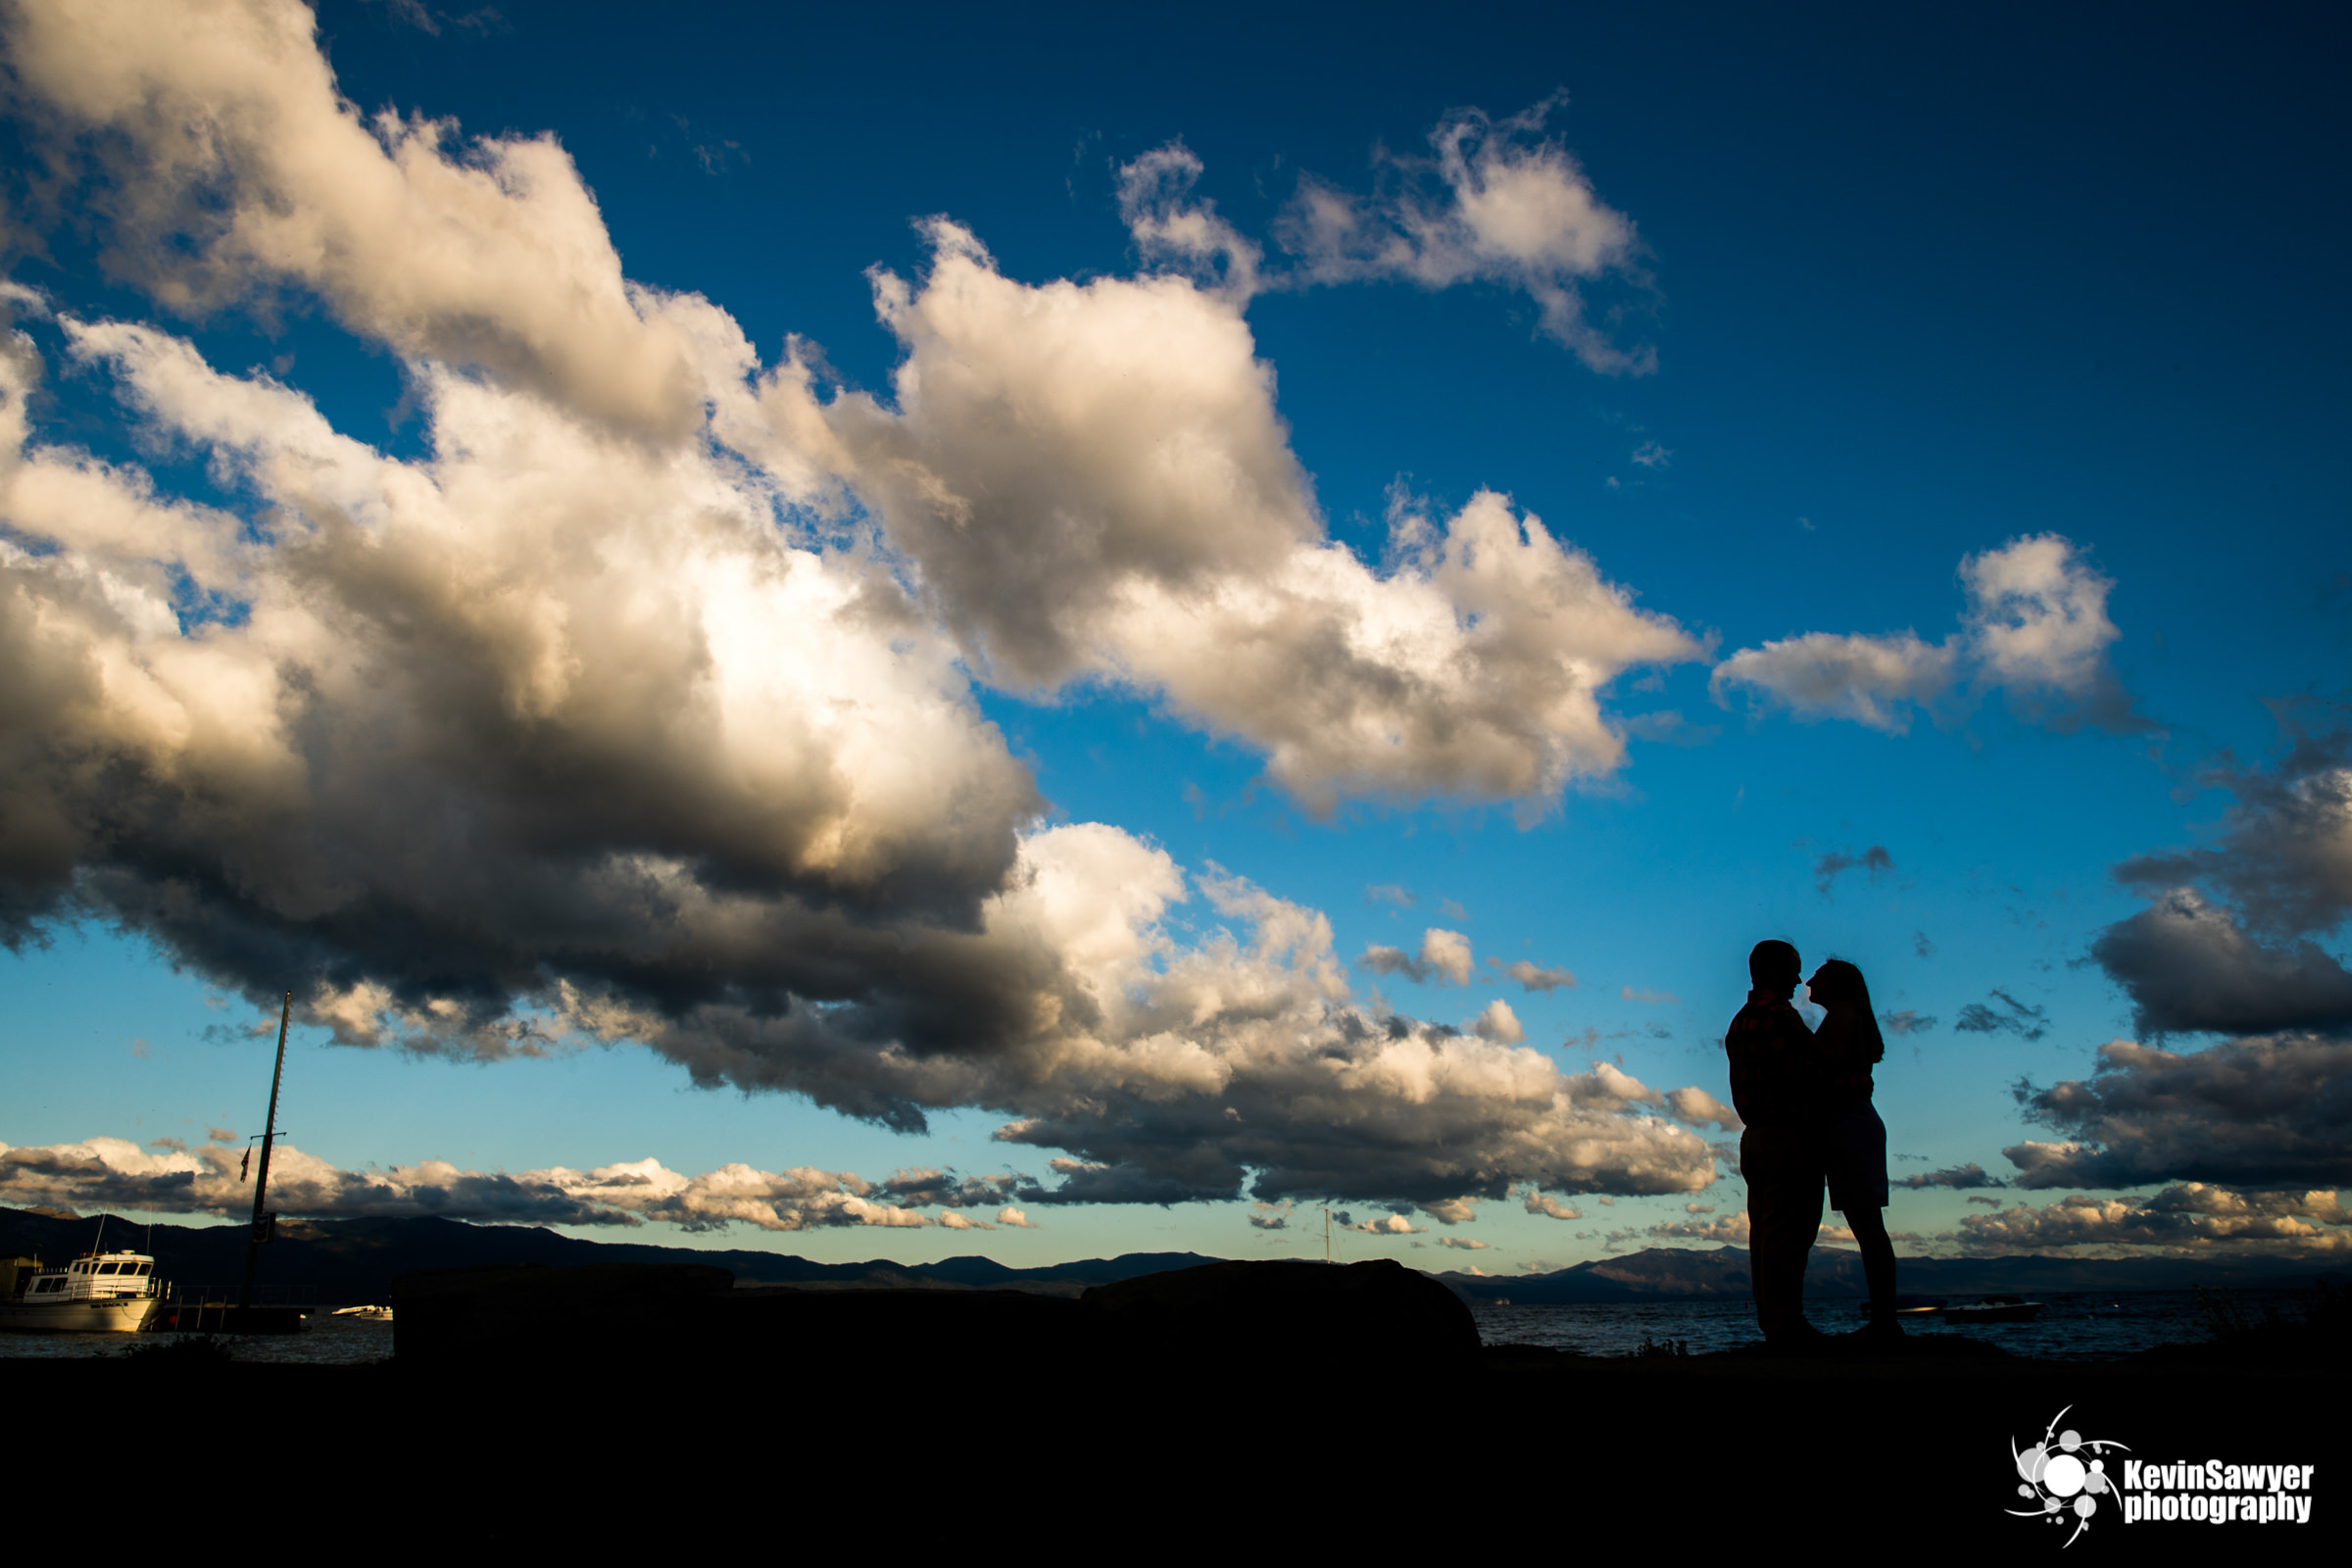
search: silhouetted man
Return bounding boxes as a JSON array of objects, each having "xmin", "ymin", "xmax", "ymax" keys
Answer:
[{"xmin": 1725, "ymin": 939, "xmax": 1825, "ymax": 1344}]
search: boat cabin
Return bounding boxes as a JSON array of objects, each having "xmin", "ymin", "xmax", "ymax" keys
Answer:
[{"xmin": 10, "ymin": 1251, "xmax": 160, "ymax": 1303}]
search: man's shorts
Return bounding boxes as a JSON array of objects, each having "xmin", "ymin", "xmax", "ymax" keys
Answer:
[
  {"xmin": 1739, "ymin": 1122, "xmax": 1825, "ymax": 1222},
  {"xmin": 1824, "ymin": 1103, "xmax": 1889, "ymax": 1212}
]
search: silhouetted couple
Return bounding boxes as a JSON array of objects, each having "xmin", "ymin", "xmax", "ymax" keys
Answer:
[{"xmin": 1725, "ymin": 939, "xmax": 1898, "ymax": 1346}]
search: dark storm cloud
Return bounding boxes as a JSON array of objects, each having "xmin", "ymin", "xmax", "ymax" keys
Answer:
[
  {"xmin": 2113, "ymin": 704, "xmax": 2352, "ymax": 938},
  {"xmin": 2088, "ymin": 890, "xmax": 2352, "ymax": 1038},
  {"xmin": 2092, "ymin": 703, "xmax": 2352, "ymax": 1037},
  {"xmin": 2004, "ymin": 1034, "xmax": 2352, "ymax": 1189},
  {"xmin": 2014, "ymin": 707, "xmax": 2352, "ymax": 1201}
]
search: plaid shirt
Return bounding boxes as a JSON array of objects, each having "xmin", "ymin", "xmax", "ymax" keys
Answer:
[{"xmin": 1725, "ymin": 989, "xmax": 1823, "ymax": 1130}]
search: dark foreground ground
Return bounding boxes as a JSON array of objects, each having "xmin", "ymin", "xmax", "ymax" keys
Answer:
[
  {"xmin": 24, "ymin": 1340, "xmax": 2343, "ymax": 1549},
  {"xmin": 23, "ymin": 1263, "xmax": 2347, "ymax": 1550}
]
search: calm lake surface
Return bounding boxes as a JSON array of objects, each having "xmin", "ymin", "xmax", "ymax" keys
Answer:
[
  {"xmin": 0, "ymin": 1310, "xmax": 395, "ymax": 1364},
  {"xmin": 1472, "ymin": 1289, "xmax": 2303, "ymax": 1360},
  {"xmin": 0, "ymin": 1288, "xmax": 2307, "ymax": 1364}
]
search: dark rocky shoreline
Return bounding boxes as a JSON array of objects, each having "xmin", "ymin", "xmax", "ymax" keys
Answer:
[{"xmin": 20, "ymin": 1256, "xmax": 2343, "ymax": 1549}]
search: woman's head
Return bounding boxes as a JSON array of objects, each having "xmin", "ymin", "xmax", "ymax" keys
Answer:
[
  {"xmin": 1806, "ymin": 958, "xmax": 1885, "ymax": 1064},
  {"xmin": 1806, "ymin": 958, "xmax": 1868, "ymax": 1007}
]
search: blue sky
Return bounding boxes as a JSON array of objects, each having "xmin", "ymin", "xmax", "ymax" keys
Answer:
[{"xmin": 1, "ymin": 0, "xmax": 2345, "ymax": 1271}]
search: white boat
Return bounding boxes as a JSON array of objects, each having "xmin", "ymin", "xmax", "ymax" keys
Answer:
[
  {"xmin": 330, "ymin": 1304, "xmax": 393, "ymax": 1322},
  {"xmin": 1942, "ymin": 1295, "xmax": 2042, "ymax": 1323},
  {"xmin": 0, "ymin": 1250, "xmax": 165, "ymax": 1333},
  {"xmin": 1890, "ymin": 1294, "xmax": 2043, "ymax": 1324}
]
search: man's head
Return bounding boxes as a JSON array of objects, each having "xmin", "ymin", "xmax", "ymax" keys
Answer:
[{"xmin": 1749, "ymin": 939, "xmax": 1801, "ymax": 993}]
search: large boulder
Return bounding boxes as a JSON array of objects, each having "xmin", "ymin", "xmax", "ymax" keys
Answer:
[
  {"xmin": 1078, "ymin": 1258, "xmax": 1478, "ymax": 1368},
  {"xmin": 392, "ymin": 1264, "xmax": 1083, "ymax": 1379}
]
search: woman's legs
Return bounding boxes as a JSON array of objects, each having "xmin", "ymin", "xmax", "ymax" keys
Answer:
[
  {"xmin": 1841, "ymin": 1203, "xmax": 1899, "ymax": 1329},
  {"xmin": 1827, "ymin": 1104, "xmax": 1897, "ymax": 1333}
]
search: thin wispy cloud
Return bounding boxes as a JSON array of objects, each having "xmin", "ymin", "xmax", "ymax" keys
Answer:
[
  {"xmin": 1490, "ymin": 957, "xmax": 1576, "ymax": 993},
  {"xmin": 1813, "ymin": 845, "xmax": 1893, "ymax": 894},
  {"xmin": 1953, "ymin": 991, "xmax": 2049, "ymax": 1041}
]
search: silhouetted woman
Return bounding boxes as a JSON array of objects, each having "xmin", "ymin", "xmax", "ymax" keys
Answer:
[{"xmin": 1807, "ymin": 958, "xmax": 1899, "ymax": 1336}]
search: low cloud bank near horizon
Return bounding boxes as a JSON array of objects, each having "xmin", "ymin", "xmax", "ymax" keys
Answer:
[
  {"xmin": 1950, "ymin": 1183, "xmax": 2352, "ymax": 1257},
  {"xmin": 0, "ymin": 1136, "xmax": 1026, "ymax": 1233},
  {"xmin": 2007, "ymin": 1033, "xmax": 2352, "ymax": 1191}
]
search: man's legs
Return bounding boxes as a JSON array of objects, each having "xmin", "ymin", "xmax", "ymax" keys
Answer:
[{"xmin": 1741, "ymin": 1124, "xmax": 1824, "ymax": 1340}]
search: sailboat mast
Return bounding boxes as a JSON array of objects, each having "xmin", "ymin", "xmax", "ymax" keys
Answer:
[{"xmin": 237, "ymin": 992, "xmax": 292, "ymax": 1311}]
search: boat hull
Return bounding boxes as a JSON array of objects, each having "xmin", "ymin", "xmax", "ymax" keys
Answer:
[
  {"xmin": 0, "ymin": 1296, "xmax": 161, "ymax": 1334},
  {"xmin": 148, "ymin": 1302, "xmax": 306, "ymax": 1335}
]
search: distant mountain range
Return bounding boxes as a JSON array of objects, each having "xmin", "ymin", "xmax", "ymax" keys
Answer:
[
  {"xmin": 4, "ymin": 1206, "xmax": 2341, "ymax": 1305},
  {"xmin": 0, "ymin": 1206, "xmax": 1213, "ymax": 1302}
]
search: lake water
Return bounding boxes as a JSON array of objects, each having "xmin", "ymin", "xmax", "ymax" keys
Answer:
[
  {"xmin": 1472, "ymin": 1289, "xmax": 2293, "ymax": 1360},
  {"xmin": 0, "ymin": 1310, "xmax": 396, "ymax": 1364},
  {"xmin": 0, "ymin": 1288, "xmax": 2299, "ymax": 1364}
]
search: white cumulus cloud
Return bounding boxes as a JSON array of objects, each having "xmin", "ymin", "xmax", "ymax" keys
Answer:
[
  {"xmin": 1469, "ymin": 999, "xmax": 1524, "ymax": 1044},
  {"xmin": 0, "ymin": 0, "xmax": 1729, "ymax": 1216},
  {"xmin": 1711, "ymin": 534, "xmax": 2136, "ymax": 734},
  {"xmin": 1276, "ymin": 98, "xmax": 1652, "ymax": 373}
]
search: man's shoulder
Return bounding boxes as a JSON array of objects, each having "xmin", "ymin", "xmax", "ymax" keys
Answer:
[
  {"xmin": 1727, "ymin": 996, "xmax": 1801, "ymax": 1045},
  {"xmin": 1728, "ymin": 994, "xmax": 1795, "ymax": 1025}
]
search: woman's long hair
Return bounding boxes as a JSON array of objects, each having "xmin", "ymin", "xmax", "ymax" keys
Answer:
[{"xmin": 1814, "ymin": 958, "xmax": 1886, "ymax": 1065}]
